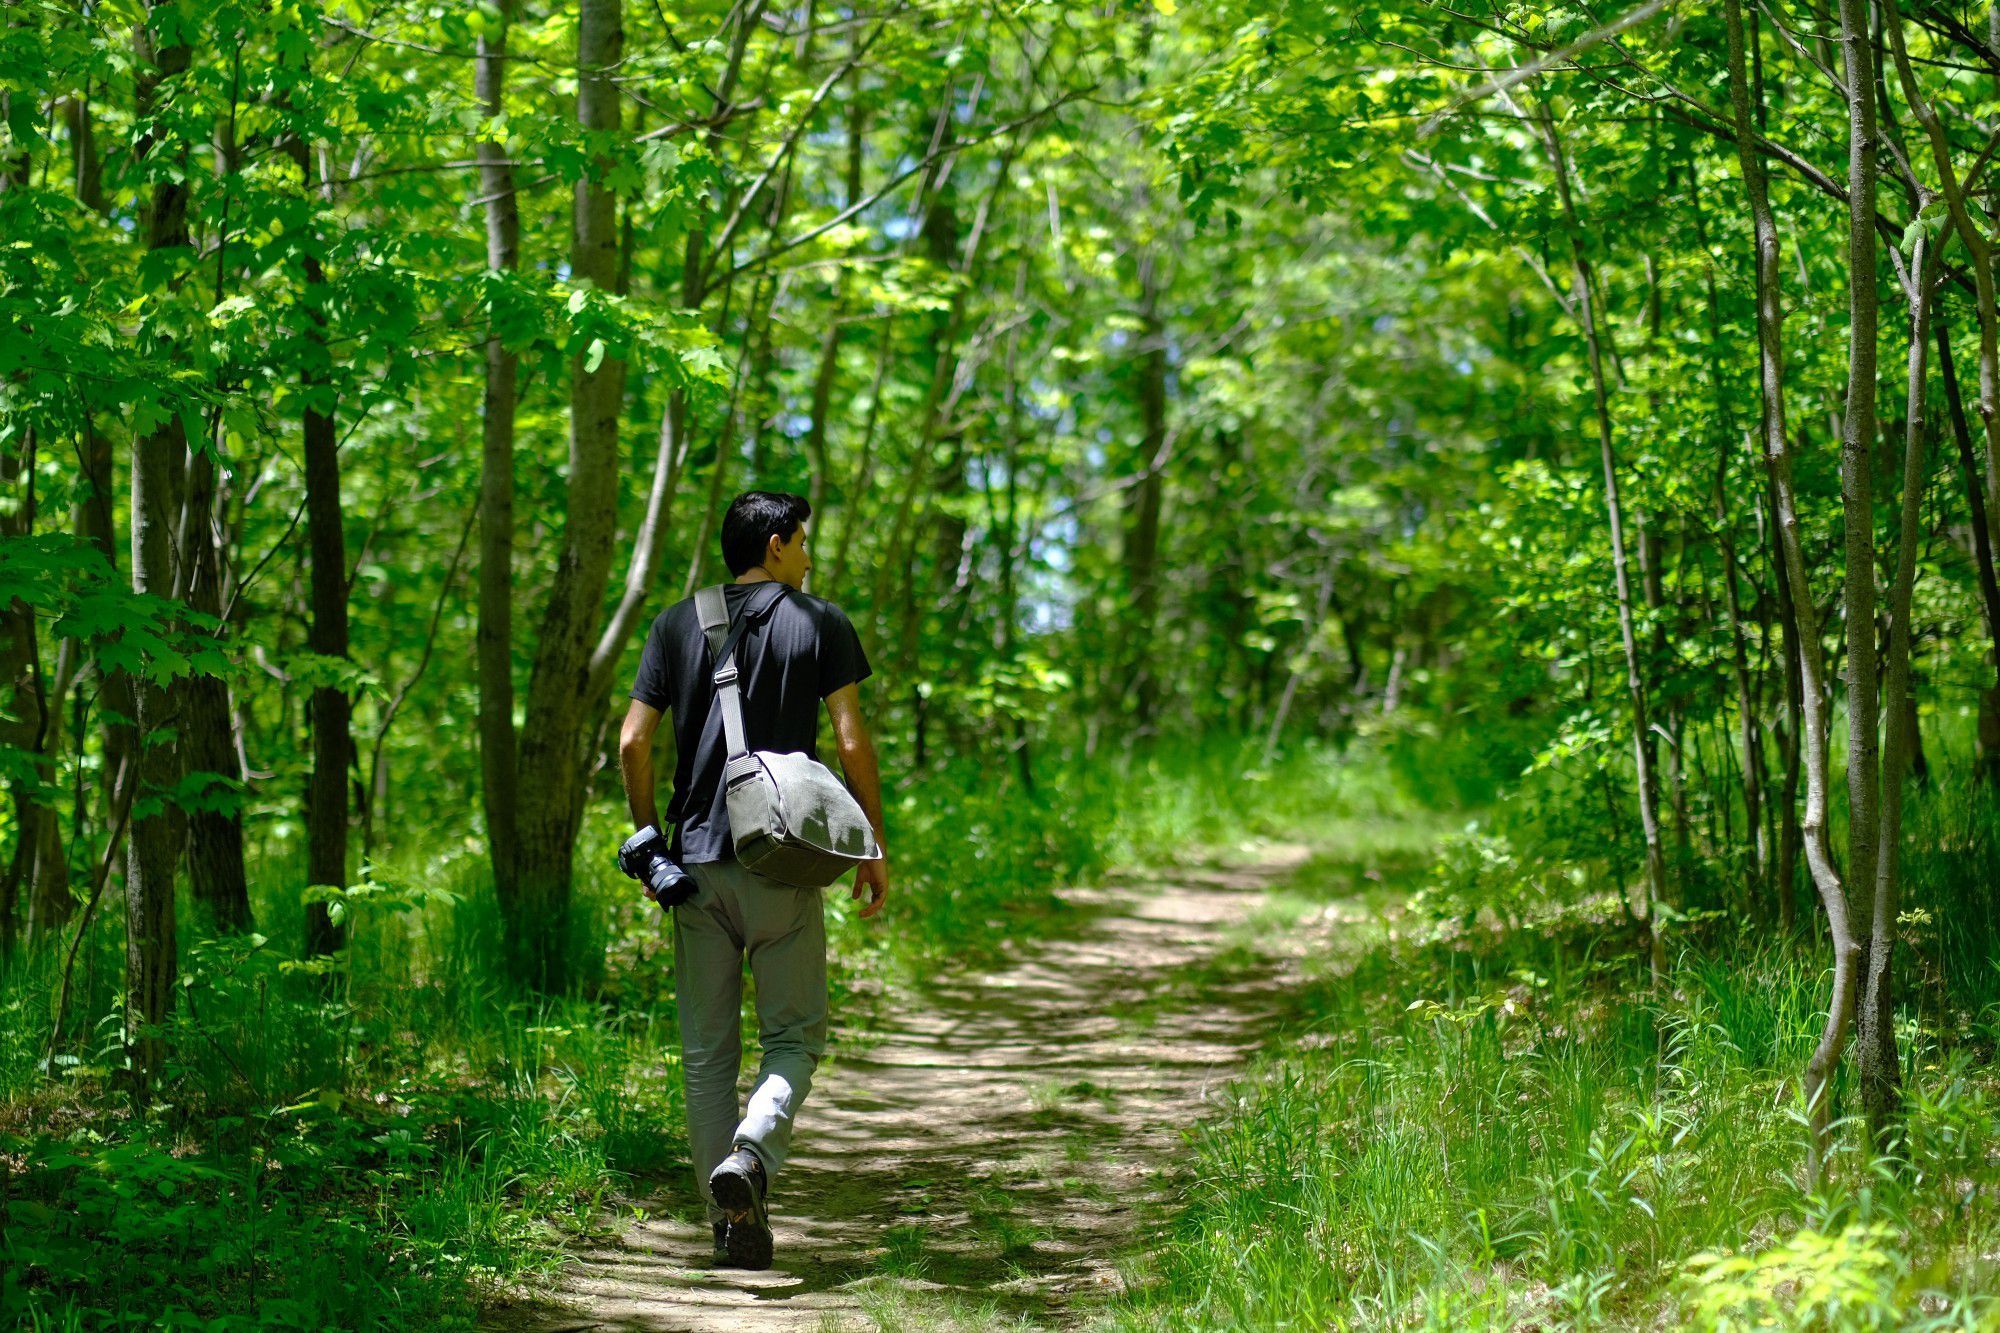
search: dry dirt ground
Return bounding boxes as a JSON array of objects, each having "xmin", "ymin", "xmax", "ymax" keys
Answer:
[{"xmin": 480, "ymin": 842, "xmax": 1315, "ymax": 1333}]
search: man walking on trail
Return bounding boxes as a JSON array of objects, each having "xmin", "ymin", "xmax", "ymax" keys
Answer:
[{"xmin": 615, "ymin": 490, "xmax": 890, "ymax": 1271}]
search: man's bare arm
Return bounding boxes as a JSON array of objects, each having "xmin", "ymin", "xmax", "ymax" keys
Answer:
[
  {"xmin": 619, "ymin": 699, "xmax": 665, "ymax": 832},
  {"xmin": 825, "ymin": 682, "xmax": 888, "ymax": 918}
]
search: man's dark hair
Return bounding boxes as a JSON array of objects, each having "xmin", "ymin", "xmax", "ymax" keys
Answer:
[{"xmin": 720, "ymin": 490, "xmax": 812, "ymax": 576}]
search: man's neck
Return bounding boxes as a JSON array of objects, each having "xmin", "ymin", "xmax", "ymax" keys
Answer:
[{"xmin": 734, "ymin": 569, "xmax": 778, "ymax": 586}]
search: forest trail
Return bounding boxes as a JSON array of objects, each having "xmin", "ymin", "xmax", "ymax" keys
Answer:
[{"xmin": 480, "ymin": 842, "xmax": 1316, "ymax": 1332}]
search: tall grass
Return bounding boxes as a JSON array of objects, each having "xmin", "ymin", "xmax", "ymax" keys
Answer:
[
  {"xmin": 1, "ymin": 733, "xmax": 1344, "ymax": 1330},
  {"xmin": 1119, "ymin": 773, "xmax": 2000, "ymax": 1330}
]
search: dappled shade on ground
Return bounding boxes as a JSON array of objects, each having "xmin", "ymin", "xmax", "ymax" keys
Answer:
[{"xmin": 480, "ymin": 846, "xmax": 1311, "ymax": 1331}]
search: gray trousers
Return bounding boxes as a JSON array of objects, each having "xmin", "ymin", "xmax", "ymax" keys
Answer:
[{"xmin": 673, "ymin": 857, "xmax": 828, "ymax": 1223}]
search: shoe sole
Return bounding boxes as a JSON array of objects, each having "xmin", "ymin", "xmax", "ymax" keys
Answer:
[
  {"xmin": 711, "ymin": 1164, "xmax": 773, "ymax": 1270},
  {"xmin": 725, "ymin": 1218, "xmax": 773, "ymax": 1270},
  {"xmin": 710, "ymin": 1164, "xmax": 757, "ymax": 1217}
]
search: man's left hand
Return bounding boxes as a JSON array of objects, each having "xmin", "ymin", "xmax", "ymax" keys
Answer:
[{"xmin": 852, "ymin": 857, "xmax": 888, "ymax": 919}]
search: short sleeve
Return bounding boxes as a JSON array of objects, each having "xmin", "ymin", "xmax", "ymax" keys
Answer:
[
  {"xmin": 817, "ymin": 602, "xmax": 872, "ymax": 698},
  {"xmin": 629, "ymin": 613, "xmax": 675, "ymax": 710}
]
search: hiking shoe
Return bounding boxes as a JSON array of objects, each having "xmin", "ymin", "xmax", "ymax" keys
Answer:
[
  {"xmin": 712, "ymin": 1219, "xmax": 730, "ymax": 1263},
  {"xmin": 708, "ymin": 1145, "xmax": 772, "ymax": 1270}
]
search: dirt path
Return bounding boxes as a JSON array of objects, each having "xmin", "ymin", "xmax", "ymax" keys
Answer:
[{"xmin": 481, "ymin": 842, "xmax": 1311, "ymax": 1332}]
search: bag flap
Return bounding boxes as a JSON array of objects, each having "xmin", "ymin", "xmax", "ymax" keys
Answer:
[{"xmin": 754, "ymin": 750, "xmax": 882, "ymax": 860}]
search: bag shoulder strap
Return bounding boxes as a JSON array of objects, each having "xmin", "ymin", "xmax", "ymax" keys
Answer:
[
  {"xmin": 694, "ymin": 584, "xmax": 729, "ymax": 659},
  {"xmin": 699, "ymin": 582, "xmax": 787, "ymax": 759}
]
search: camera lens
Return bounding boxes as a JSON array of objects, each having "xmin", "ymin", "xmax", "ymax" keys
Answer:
[{"xmin": 646, "ymin": 854, "xmax": 695, "ymax": 906}]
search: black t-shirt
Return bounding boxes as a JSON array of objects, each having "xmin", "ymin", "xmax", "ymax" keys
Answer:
[{"xmin": 629, "ymin": 581, "xmax": 872, "ymax": 863}]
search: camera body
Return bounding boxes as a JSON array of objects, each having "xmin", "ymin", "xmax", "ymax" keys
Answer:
[{"xmin": 617, "ymin": 825, "xmax": 697, "ymax": 908}]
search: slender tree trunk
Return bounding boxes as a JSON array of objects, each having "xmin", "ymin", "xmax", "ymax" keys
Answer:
[
  {"xmin": 1531, "ymin": 98, "xmax": 1669, "ymax": 985},
  {"xmin": 1712, "ymin": 452, "xmax": 1769, "ymax": 902},
  {"xmin": 826, "ymin": 314, "xmax": 897, "ymax": 597},
  {"xmin": 1869, "ymin": 6, "xmax": 1962, "ymax": 1145},
  {"xmin": 301, "ymin": 249, "xmax": 351, "ymax": 953},
  {"xmin": 1829, "ymin": 0, "xmax": 1885, "ymax": 1174},
  {"xmin": 1688, "ymin": 166, "xmax": 1771, "ymax": 903},
  {"xmin": 588, "ymin": 3, "xmax": 772, "ymax": 698},
  {"xmin": 1936, "ymin": 321, "xmax": 2000, "ymax": 780},
  {"xmin": 177, "ymin": 51, "xmax": 252, "ymax": 937},
  {"xmin": 507, "ymin": 0, "xmax": 627, "ymax": 991},
  {"xmin": 1883, "ymin": 0, "xmax": 2000, "ymax": 786},
  {"xmin": 1637, "ymin": 516, "xmax": 1692, "ymax": 890},
  {"xmin": 1125, "ymin": 251, "xmax": 1168, "ymax": 733},
  {"xmin": 0, "ymin": 440, "xmax": 43, "ymax": 962},
  {"xmin": 279, "ymin": 129, "xmax": 352, "ymax": 956},
  {"xmin": 1263, "ymin": 562, "xmax": 1337, "ymax": 763},
  {"xmin": 584, "ymin": 201, "xmax": 754, "ymax": 703},
  {"xmin": 181, "ymin": 444, "xmax": 251, "ymax": 935},
  {"xmin": 476, "ymin": 2, "xmax": 521, "ymax": 906},
  {"xmin": 1768, "ymin": 488, "xmax": 1804, "ymax": 936},
  {"xmin": 1729, "ymin": 0, "xmax": 1863, "ymax": 1183},
  {"xmin": 1835, "ymin": 0, "xmax": 1884, "ymax": 1059},
  {"xmin": 125, "ymin": 3, "xmax": 194, "ymax": 1097},
  {"xmin": 802, "ymin": 94, "xmax": 866, "ymax": 524},
  {"xmin": 997, "ymin": 260, "xmax": 1034, "ymax": 789},
  {"xmin": 50, "ymin": 89, "xmax": 133, "ymax": 946},
  {"xmin": 682, "ymin": 282, "xmax": 768, "ymax": 598},
  {"xmin": 1720, "ymin": 0, "xmax": 1856, "ymax": 1176},
  {"xmin": 1859, "ymin": 239, "xmax": 1935, "ymax": 1145}
]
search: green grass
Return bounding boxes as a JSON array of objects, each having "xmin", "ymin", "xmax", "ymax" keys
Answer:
[
  {"xmin": 0, "ymin": 867, "xmax": 683, "ymax": 1329},
  {"xmin": 0, "ymin": 734, "xmax": 1354, "ymax": 1330},
  {"xmin": 1115, "ymin": 772, "xmax": 2000, "ymax": 1331}
]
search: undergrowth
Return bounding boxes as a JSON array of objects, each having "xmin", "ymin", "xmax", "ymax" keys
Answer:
[
  {"xmin": 1117, "ymin": 765, "xmax": 2000, "ymax": 1331},
  {"xmin": 0, "ymin": 734, "xmax": 1347, "ymax": 1330}
]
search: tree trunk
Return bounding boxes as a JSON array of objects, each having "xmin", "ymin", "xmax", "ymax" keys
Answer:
[
  {"xmin": 682, "ymin": 286, "xmax": 767, "ymax": 598},
  {"xmin": 1637, "ymin": 515, "xmax": 1692, "ymax": 892},
  {"xmin": 999, "ymin": 265, "xmax": 1034, "ymax": 790},
  {"xmin": 802, "ymin": 95, "xmax": 866, "ymax": 523},
  {"xmin": 1124, "ymin": 251, "xmax": 1168, "ymax": 733},
  {"xmin": 825, "ymin": 314, "xmax": 897, "ymax": 597},
  {"xmin": 0, "ymin": 445, "xmax": 43, "ymax": 962},
  {"xmin": 1936, "ymin": 321, "xmax": 2000, "ymax": 781},
  {"xmin": 1531, "ymin": 98, "xmax": 1669, "ymax": 986},
  {"xmin": 507, "ymin": 0, "xmax": 627, "ymax": 991},
  {"xmin": 181, "ymin": 444, "xmax": 251, "ymax": 935},
  {"xmin": 1868, "ymin": 5, "xmax": 1955, "ymax": 1146},
  {"xmin": 1728, "ymin": 0, "xmax": 1863, "ymax": 1184},
  {"xmin": 281, "ymin": 132, "xmax": 352, "ymax": 956},
  {"xmin": 40, "ymin": 89, "xmax": 127, "ymax": 947},
  {"xmin": 175, "ymin": 49, "xmax": 252, "ymax": 938},
  {"xmin": 1860, "ymin": 241, "xmax": 1932, "ymax": 1145},
  {"xmin": 585, "ymin": 1, "xmax": 768, "ymax": 701},
  {"xmin": 1883, "ymin": 0, "xmax": 2000, "ymax": 781},
  {"xmin": 1835, "ymin": 0, "xmax": 1884, "ymax": 1072},
  {"xmin": 1687, "ymin": 168, "xmax": 1771, "ymax": 905},
  {"xmin": 1768, "ymin": 487, "xmax": 1804, "ymax": 936},
  {"xmin": 124, "ymin": 3, "xmax": 195, "ymax": 1099},
  {"xmin": 476, "ymin": 1, "xmax": 521, "ymax": 907},
  {"xmin": 1713, "ymin": 452, "xmax": 1769, "ymax": 905},
  {"xmin": 301, "ymin": 252, "xmax": 351, "ymax": 953}
]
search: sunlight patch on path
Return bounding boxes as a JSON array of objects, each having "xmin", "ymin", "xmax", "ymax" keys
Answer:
[{"xmin": 480, "ymin": 842, "xmax": 1313, "ymax": 1333}]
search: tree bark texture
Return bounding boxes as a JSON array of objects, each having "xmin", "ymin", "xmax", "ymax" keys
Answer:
[
  {"xmin": 476, "ymin": 1, "xmax": 522, "ymax": 906},
  {"xmin": 507, "ymin": 0, "xmax": 627, "ymax": 990},
  {"xmin": 125, "ymin": 0, "xmax": 195, "ymax": 1095},
  {"xmin": 1533, "ymin": 97, "xmax": 1669, "ymax": 986},
  {"xmin": 1727, "ymin": 0, "xmax": 1861, "ymax": 1184}
]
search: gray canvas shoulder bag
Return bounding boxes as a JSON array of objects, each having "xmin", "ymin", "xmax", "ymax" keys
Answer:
[{"xmin": 695, "ymin": 583, "xmax": 882, "ymax": 888}]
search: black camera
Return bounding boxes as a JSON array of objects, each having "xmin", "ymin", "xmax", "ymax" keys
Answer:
[{"xmin": 617, "ymin": 826, "xmax": 697, "ymax": 908}]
